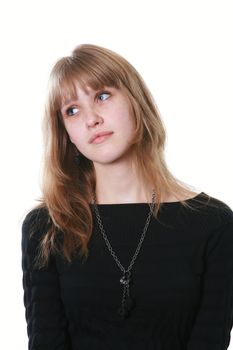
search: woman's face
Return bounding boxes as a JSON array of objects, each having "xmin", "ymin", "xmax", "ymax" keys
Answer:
[{"xmin": 60, "ymin": 83, "xmax": 136, "ymax": 166}]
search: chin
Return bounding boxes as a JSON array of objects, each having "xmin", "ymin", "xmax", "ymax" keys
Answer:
[
  {"xmin": 88, "ymin": 145, "xmax": 133, "ymax": 165},
  {"xmin": 91, "ymin": 153, "xmax": 124, "ymax": 165}
]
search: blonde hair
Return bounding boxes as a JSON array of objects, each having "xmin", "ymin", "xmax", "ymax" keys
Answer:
[{"xmin": 28, "ymin": 43, "xmax": 214, "ymax": 268}]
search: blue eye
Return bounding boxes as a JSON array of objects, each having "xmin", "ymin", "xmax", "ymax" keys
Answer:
[
  {"xmin": 66, "ymin": 106, "xmax": 79, "ymax": 116},
  {"xmin": 64, "ymin": 91, "xmax": 110, "ymax": 117},
  {"xmin": 97, "ymin": 91, "xmax": 110, "ymax": 101}
]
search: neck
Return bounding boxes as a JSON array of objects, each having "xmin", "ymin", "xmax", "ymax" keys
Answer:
[{"xmin": 92, "ymin": 160, "xmax": 153, "ymax": 204}]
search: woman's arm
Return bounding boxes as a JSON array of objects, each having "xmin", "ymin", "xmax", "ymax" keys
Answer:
[
  {"xmin": 187, "ymin": 219, "xmax": 233, "ymax": 350},
  {"xmin": 21, "ymin": 209, "xmax": 71, "ymax": 350}
]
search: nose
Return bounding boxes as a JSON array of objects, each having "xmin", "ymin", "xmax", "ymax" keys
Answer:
[{"xmin": 85, "ymin": 107, "xmax": 104, "ymax": 127}]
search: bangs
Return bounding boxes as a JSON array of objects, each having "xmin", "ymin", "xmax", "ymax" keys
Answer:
[{"xmin": 48, "ymin": 56, "xmax": 123, "ymax": 112}]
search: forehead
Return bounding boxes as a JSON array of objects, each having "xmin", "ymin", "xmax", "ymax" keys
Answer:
[{"xmin": 62, "ymin": 84, "xmax": 93, "ymax": 105}]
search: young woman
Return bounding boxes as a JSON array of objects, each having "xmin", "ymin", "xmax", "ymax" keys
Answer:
[{"xmin": 21, "ymin": 43, "xmax": 233, "ymax": 350}]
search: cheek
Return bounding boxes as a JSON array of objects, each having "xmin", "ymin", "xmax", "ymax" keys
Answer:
[
  {"xmin": 121, "ymin": 112, "xmax": 136, "ymax": 134},
  {"xmin": 114, "ymin": 103, "xmax": 135, "ymax": 126},
  {"xmin": 64, "ymin": 122, "xmax": 80, "ymax": 143}
]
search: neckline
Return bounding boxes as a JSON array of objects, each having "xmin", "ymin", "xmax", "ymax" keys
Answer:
[{"xmin": 89, "ymin": 191, "xmax": 204, "ymax": 206}]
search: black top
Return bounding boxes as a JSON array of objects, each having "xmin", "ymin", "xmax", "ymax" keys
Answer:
[{"xmin": 21, "ymin": 192, "xmax": 233, "ymax": 349}]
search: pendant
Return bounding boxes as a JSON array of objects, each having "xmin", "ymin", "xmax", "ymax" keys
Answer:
[
  {"xmin": 117, "ymin": 296, "xmax": 136, "ymax": 319},
  {"xmin": 118, "ymin": 272, "xmax": 136, "ymax": 319},
  {"xmin": 125, "ymin": 295, "xmax": 136, "ymax": 311},
  {"xmin": 120, "ymin": 272, "xmax": 131, "ymax": 285},
  {"xmin": 117, "ymin": 306, "xmax": 129, "ymax": 319}
]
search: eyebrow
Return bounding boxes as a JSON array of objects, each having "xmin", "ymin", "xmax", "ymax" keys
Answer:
[
  {"xmin": 61, "ymin": 86, "xmax": 111, "ymax": 110},
  {"xmin": 62, "ymin": 97, "xmax": 79, "ymax": 108},
  {"xmin": 63, "ymin": 91, "xmax": 88, "ymax": 105},
  {"xmin": 61, "ymin": 89, "xmax": 97, "ymax": 109}
]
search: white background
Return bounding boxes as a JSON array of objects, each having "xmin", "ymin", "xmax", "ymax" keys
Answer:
[{"xmin": 0, "ymin": 0, "xmax": 232, "ymax": 348}]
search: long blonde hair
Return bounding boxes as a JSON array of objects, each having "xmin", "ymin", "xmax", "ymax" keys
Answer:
[{"xmin": 28, "ymin": 43, "xmax": 214, "ymax": 268}]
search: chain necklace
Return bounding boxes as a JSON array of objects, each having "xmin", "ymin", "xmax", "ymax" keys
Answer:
[{"xmin": 92, "ymin": 189, "xmax": 156, "ymax": 320}]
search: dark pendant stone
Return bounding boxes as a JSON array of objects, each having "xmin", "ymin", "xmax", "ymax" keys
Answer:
[
  {"xmin": 117, "ymin": 306, "xmax": 129, "ymax": 319},
  {"xmin": 125, "ymin": 296, "xmax": 136, "ymax": 311}
]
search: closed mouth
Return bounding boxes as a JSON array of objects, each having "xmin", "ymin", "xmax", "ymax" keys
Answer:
[
  {"xmin": 91, "ymin": 132, "xmax": 113, "ymax": 144},
  {"xmin": 90, "ymin": 131, "xmax": 113, "ymax": 143}
]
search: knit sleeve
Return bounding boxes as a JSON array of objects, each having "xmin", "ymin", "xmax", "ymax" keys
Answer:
[
  {"xmin": 21, "ymin": 208, "xmax": 71, "ymax": 350},
  {"xmin": 187, "ymin": 219, "xmax": 233, "ymax": 350}
]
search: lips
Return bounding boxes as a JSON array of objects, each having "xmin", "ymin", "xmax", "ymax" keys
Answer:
[{"xmin": 89, "ymin": 131, "xmax": 113, "ymax": 143}]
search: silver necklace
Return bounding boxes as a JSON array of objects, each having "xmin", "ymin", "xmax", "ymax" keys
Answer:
[{"xmin": 92, "ymin": 189, "xmax": 156, "ymax": 320}]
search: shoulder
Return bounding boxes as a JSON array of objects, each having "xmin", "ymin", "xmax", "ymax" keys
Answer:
[
  {"xmin": 176, "ymin": 192, "xmax": 233, "ymax": 234},
  {"xmin": 194, "ymin": 193, "xmax": 233, "ymax": 243},
  {"xmin": 21, "ymin": 206, "xmax": 52, "ymax": 252},
  {"xmin": 22, "ymin": 206, "xmax": 51, "ymax": 233},
  {"xmin": 207, "ymin": 195, "xmax": 233, "ymax": 239},
  {"xmin": 183, "ymin": 194, "xmax": 233, "ymax": 258},
  {"xmin": 202, "ymin": 193, "xmax": 233, "ymax": 223}
]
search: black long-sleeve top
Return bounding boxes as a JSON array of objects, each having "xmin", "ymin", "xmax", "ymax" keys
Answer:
[{"xmin": 21, "ymin": 192, "xmax": 233, "ymax": 349}]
